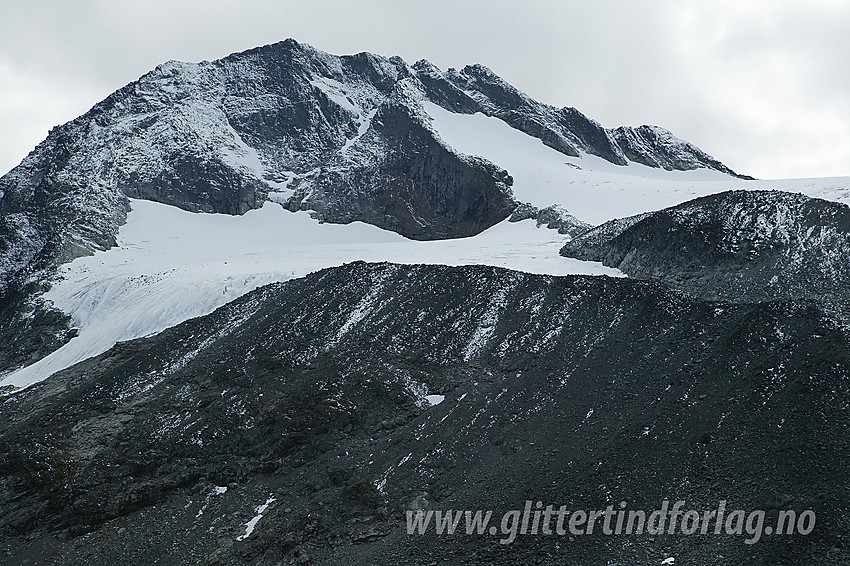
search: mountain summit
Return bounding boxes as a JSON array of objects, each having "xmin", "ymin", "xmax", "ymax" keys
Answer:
[{"xmin": 0, "ymin": 38, "xmax": 744, "ymax": 285}]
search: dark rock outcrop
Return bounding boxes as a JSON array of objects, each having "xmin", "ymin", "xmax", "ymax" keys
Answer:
[
  {"xmin": 610, "ymin": 125, "xmax": 751, "ymax": 178},
  {"xmin": 561, "ymin": 190, "xmax": 850, "ymax": 309},
  {"xmin": 509, "ymin": 202, "xmax": 591, "ymax": 238},
  {"xmin": 0, "ymin": 279, "xmax": 75, "ymax": 380},
  {"xmin": 281, "ymin": 97, "xmax": 514, "ymax": 240}
]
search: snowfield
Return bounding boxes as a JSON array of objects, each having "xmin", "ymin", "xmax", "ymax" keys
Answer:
[
  {"xmin": 423, "ymin": 102, "xmax": 850, "ymax": 224},
  {"xmin": 1, "ymin": 199, "xmax": 620, "ymax": 389}
]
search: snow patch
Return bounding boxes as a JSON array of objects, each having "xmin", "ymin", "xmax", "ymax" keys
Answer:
[{"xmin": 236, "ymin": 497, "xmax": 276, "ymax": 541}]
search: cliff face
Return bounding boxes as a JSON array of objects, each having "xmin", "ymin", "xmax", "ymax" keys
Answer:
[{"xmin": 279, "ymin": 97, "xmax": 515, "ymax": 240}]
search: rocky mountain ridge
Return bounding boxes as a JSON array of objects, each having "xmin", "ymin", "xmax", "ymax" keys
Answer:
[{"xmin": 560, "ymin": 190, "xmax": 850, "ymax": 311}]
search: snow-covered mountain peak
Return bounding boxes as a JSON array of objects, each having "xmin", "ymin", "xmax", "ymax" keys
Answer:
[{"xmin": 4, "ymin": 39, "xmax": 843, "ymax": 387}]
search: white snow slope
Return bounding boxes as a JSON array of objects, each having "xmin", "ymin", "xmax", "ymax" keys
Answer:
[
  {"xmin": 0, "ymin": 200, "xmax": 620, "ymax": 389},
  {"xmin": 2, "ymin": 101, "xmax": 848, "ymax": 390},
  {"xmin": 423, "ymin": 102, "xmax": 850, "ymax": 225}
]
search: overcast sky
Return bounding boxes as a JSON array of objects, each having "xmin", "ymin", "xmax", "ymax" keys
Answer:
[{"xmin": 1, "ymin": 0, "xmax": 848, "ymax": 179}]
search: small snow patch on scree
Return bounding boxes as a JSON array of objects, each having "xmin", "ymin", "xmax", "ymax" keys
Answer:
[
  {"xmin": 425, "ymin": 395, "xmax": 445, "ymax": 406},
  {"xmin": 463, "ymin": 279, "xmax": 516, "ymax": 360},
  {"xmin": 237, "ymin": 497, "xmax": 276, "ymax": 541}
]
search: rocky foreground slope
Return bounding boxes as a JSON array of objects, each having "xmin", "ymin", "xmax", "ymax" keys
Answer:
[{"xmin": 0, "ymin": 262, "xmax": 847, "ymax": 565}]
